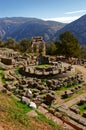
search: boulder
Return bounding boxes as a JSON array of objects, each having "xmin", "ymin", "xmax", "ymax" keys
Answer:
[
  {"xmin": 82, "ymin": 112, "xmax": 86, "ymax": 118},
  {"xmin": 70, "ymin": 105, "xmax": 80, "ymax": 114},
  {"xmin": 29, "ymin": 101, "xmax": 37, "ymax": 109},
  {"xmin": 1, "ymin": 57, "xmax": 13, "ymax": 65},
  {"xmin": 21, "ymin": 96, "xmax": 30, "ymax": 105},
  {"xmin": 44, "ymin": 93, "xmax": 55, "ymax": 105},
  {"xmin": 27, "ymin": 110, "xmax": 38, "ymax": 117}
]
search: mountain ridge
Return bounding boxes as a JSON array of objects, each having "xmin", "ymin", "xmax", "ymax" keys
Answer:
[
  {"xmin": 0, "ymin": 15, "xmax": 86, "ymax": 45},
  {"xmin": 0, "ymin": 17, "xmax": 66, "ymax": 41},
  {"xmin": 55, "ymin": 14, "xmax": 86, "ymax": 45}
]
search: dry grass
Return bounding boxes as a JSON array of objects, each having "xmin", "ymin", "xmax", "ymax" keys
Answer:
[{"xmin": 0, "ymin": 93, "xmax": 63, "ymax": 130}]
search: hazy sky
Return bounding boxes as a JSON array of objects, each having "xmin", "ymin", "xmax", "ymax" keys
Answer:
[{"xmin": 0, "ymin": 0, "xmax": 86, "ymax": 23}]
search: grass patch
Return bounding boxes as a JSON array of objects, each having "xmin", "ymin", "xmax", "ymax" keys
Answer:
[
  {"xmin": 14, "ymin": 67, "xmax": 22, "ymax": 77},
  {"xmin": 56, "ymin": 84, "xmax": 79, "ymax": 91},
  {"xmin": 0, "ymin": 93, "xmax": 32, "ymax": 128},
  {"xmin": 6, "ymin": 96, "xmax": 32, "ymax": 126},
  {"xmin": 0, "ymin": 93, "xmax": 60, "ymax": 130},
  {"xmin": 0, "ymin": 67, "xmax": 6, "ymax": 84},
  {"xmin": 77, "ymin": 103, "xmax": 86, "ymax": 113},
  {"xmin": 0, "ymin": 72, "xmax": 6, "ymax": 84},
  {"xmin": 10, "ymin": 96, "xmax": 32, "ymax": 114},
  {"xmin": 37, "ymin": 64, "xmax": 51, "ymax": 68},
  {"xmin": 0, "ymin": 67, "xmax": 5, "ymax": 71}
]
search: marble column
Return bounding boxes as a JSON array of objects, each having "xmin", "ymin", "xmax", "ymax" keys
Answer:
[
  {"xmin": 36, "ymin": 43, "xmax": 39, "ymax": 56},
  {"xmin": 42, "ymin": 41, "xmax": 46, "ymax": 56}
]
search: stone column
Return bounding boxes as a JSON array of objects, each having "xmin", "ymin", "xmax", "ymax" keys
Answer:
[
  {"xmin": 64, "ymin": 67, "xmax": 67, "ymax": 73},
  {"xmin": 36, "ymin": 43, "xmax": 39, "ymax": 56},
  {"xmin": 42, "ymin": 41, "xmax": 46, "ymax": 56},
  {"xmin": 31, "ymin": 41, "xmax": 34, "ymax": 55}
]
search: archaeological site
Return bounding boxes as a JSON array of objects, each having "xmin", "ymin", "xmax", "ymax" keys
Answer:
[{"xmin": 0, "ymin": 36, "xmax": 86, "ymax": 130}]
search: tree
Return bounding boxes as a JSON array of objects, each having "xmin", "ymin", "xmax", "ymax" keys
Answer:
[
  {"xmin": 46, "ymin": 41, "xmax": 57, "ymax": 55},
  {"xmin": 4, "ymin": 37, "xmax": 16, "ymax": 49},
  {"xmin": 80, "ymin": 45, "xmax": 86, "ymax": 59},
  {"xmin": 59, "ymin": 31, "xmax": 80, "ymax": 58},
  {"xmin": 54, "ymin": 40, "xmax": 62, "ymax": 55},
  {"xmin": 18, "ymin": 38, "xmax": 31, "ymax": 53}
]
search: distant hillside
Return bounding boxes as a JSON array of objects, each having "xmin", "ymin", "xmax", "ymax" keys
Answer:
[
  {"xmin": 55, "ymin": 14, "xmax": 86, "ymax": 45},
  {"xmin": 0, "ymin": 17, "xmax": 66, "ymax": 41}
]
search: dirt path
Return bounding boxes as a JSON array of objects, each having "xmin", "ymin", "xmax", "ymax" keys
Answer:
[
  {"xmin": 74, "ymin": 65, "xmax": 86, "ymax": 81},
  {"xmin": 0, "ymin": 125, "xmax": 4, "ymax": 130},
  {"xmin": 63, "ymin": 92, "xmax": 86, "ymax": 107}
]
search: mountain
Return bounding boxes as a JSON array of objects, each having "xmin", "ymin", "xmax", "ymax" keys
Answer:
[
  {"xmin": 0, "ymin": 17, "xmax": 66, "ymax": 41},
  {"xmin": 55, "ymin": 14, "xmax": 86, "ymax": 45}
]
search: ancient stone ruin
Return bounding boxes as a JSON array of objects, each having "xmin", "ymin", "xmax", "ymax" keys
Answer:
[
  {"xmin": 31, "ymin": 36, "xmax": 46, "ymax": 57},
  {"xmin": 0, "ymin": 41, "xmax": 86, "ymax": 130}
]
